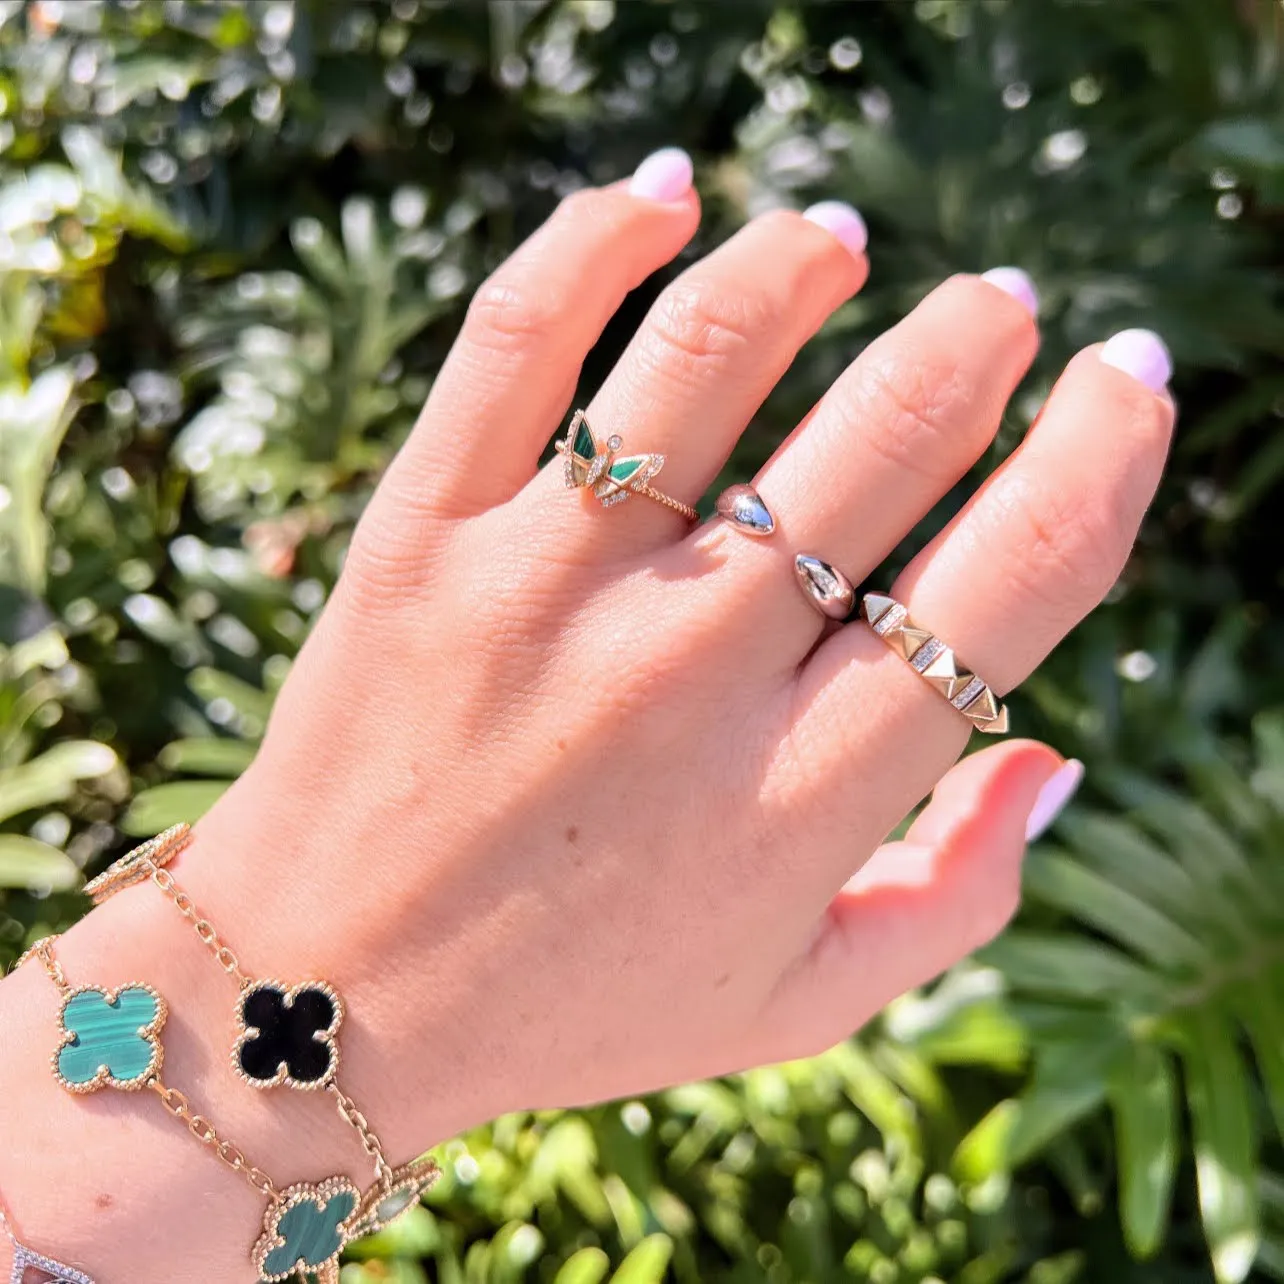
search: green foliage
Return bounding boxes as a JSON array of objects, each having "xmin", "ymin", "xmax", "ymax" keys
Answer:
[
  {"xmin": 908, "ymin": 720, "xmax": 1284, "ymax": 1281},
  {"xmin": 1, "ymin": 0, "xmax": 1282, "ymax": 1280}
]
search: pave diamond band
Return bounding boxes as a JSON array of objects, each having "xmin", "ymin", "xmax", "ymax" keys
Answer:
[{"xmin": 862, "ymin": 593, "xmax": 1010, "ymax": 735}]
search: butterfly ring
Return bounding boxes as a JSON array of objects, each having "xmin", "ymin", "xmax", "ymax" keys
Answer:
[{"xmin": 554, "ymin": 411, "xmax": 699, "ymax": 522}]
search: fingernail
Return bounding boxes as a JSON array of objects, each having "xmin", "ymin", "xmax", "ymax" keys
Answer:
[
  {"xmin": 1025, "ymin": 759, "xmax": 1085, "ymax": 842},
  {"xmin": 981, "ymin": 266, "xmax": 1039, "ymax": 318},
  {"xmin": 1100, "ymin": 328, "xmax": 1172, "ymax": 393},
  {"xmin": 802, "ymin": 200, "xmax": 868, "ymax": 256},
  {"xmin": 629, "ymin": 147, "xmax": 694, "ymax": 202}
]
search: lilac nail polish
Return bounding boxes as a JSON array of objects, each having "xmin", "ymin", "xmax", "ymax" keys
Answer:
[
  {"xmin": 980, "ymin": 267, "xmax": 1039, "ymax": 318},
  {"xmin": 802, "ymin": 200, "xmax": 868, "ymax": 256},
  {"xmin": 1100, "ymin": 329, "xmax": 1172, "ymax": 393},
  {"xmin": 1025, "ymin": 759, "xmax": 1085, "ymax": 842},
  {"xmin": 629, "ymin": 147, "xmax": 694, "ymax": 202}
]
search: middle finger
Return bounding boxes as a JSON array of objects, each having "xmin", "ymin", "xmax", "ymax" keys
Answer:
[
  {"xmin": 695, "ymin": 270, "xmax": 1041, "ymax": 659},
  {"xmin": 527, "ymin": 202, "xmax": 870, "ymax": 552}
]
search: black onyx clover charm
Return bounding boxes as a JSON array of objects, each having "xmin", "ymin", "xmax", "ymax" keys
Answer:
[{"xmin": 233, "ymin": 980, "xmax": 343, "ymax": 1090}]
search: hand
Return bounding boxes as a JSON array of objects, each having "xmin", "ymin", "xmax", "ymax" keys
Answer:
[
  {"xmin": 188, "ymin": 146, "xmax": 1172, "ymax": 1124},
  {"xmin": 4, "ymin": 148, "xmax": 1173, "ymax": 1280}
]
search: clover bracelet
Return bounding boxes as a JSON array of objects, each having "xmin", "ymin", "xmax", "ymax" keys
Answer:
[{"xmin": 20, "ymin": 825, "xmax": 438, "ymax": 1283}]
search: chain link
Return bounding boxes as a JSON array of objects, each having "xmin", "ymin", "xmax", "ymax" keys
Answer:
[
  {"xmin": 145, "ymin": 864, "xmax": 252, "ymax": 989},
  {"xmin": 148, "ymin": 1079, "xmax": 279, "ymax": 1202},
  {"xmin": 634, "ymin": 482, "xmax": 700, "ymax": 522},
  {"xmin": 330, "ymin": 1083, "xmax": 395, "ymax": 1190},
  {"xmin": 15, "ymin": 936, "xmax": 70, "ymax": 997}
]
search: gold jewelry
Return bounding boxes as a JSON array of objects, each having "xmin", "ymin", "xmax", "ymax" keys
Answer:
[
  {"xmin": 21, "ymin": 935, "xmax": 302, "ymax": 1273},
  {"xmin": 1, "ymin": 1186, "xmax": 97, "ymax": 1284},
  {"xmin": 862, "ymin": 593, "xmax": 1010, "ymax": 734},
  {"xmin": 714, "ymin": 484, "xmax": 775, "ymax": 537},
  {"xmin": 554, "ymin": 410, "xmax": 699, "ymax": 521},
  {"xmin": 87, "ymin": 828, "xmax": 439, "ymax": 1220},
  {"xmin": 795, "ymin": 554, "xmax": 856, "ymax": 620}
]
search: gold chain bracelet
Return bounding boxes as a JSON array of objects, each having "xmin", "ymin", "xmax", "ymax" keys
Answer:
[{"xmin": 19, "ymin": 825, "xmax": 438, "ymax": 1283}]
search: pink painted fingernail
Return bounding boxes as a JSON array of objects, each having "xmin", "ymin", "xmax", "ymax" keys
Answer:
[
  {"xmin": 802, "ymin": 200, "xmax": 868, "ymax": 256},
  {"xmin": 1100, "ymin": 329, "xmax": 1172, "ymax": 392},
  {"xmin": 1025, "ymin": 759, "xmax": 1084, "ymax": 842},
  {"xmin": 629, "ymin": 147, "xmax": 694, "ymax": 202},
  {"xmin": 981, "ymin": 266, "xmax": 1039, "ymax": 318}
]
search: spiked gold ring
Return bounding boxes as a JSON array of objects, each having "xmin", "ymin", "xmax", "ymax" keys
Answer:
[
  {"xmin": 862, "ymin": 593, "xmax": 1009, "ymax": 734},
  {"xmin": 555, "ymin": 410, "xmax": 698, "ymax": 522}
]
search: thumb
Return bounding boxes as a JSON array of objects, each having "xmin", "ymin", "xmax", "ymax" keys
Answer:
[{"xmin": 760, "ymin": 741, "xmax": 1082, "ymax": 1061}]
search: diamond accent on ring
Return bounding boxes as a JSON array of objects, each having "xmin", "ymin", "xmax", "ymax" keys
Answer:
[
  {"xmin": 950, "ymin": 675, "xmax": 987, "ymax": 710},
  {"xmin": 909, "ymin": 636, "xmax": 947, "ymax": 672}
]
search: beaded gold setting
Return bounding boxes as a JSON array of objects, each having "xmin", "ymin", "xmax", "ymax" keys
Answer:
[
  {"xmin": 82, "ymin": 822, "xmax": 191, "ymax": 905},
  {"xmin": 232, "ymin": 978, "xmax": 344, "ymax": 1092},
  {"xmin": 250, "ymin": 1176, "xmax": 361, "ymax": 1283},
  {"xmin": 25, "ymin": 825, "xmax": 440, "ymax": 1282},
  {"xmin": 348, "ymin": 1157, "xmax": 443, "ymax": 1240},
  {"xmin": 862, "ymin": 593, "xmax": 1010, "ymax": 734},
  {"xmin": 51, "ymin": 982, "xmax": 167, "ymax": 1095}
]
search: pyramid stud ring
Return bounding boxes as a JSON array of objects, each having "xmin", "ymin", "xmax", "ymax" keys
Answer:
[
  {"xmin": 794, "ymin": 554, "xmax": 856, "ymax": 620},
  {"xmin": 714, "ymin": 484, "xmax": 775, "ymax": 537},
  {"xmin": 554, "ymin": 410, "xmax": 698, "ymax": 521},
  {"xmin": 862, "ymin": 593, "xmax": 1009, "ymax": 734}
]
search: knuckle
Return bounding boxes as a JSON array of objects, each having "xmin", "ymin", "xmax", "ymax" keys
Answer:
[
  {"xmin": 552, "ymin": 184, "xmax": 616, "ymax": 232},
  {"xmin": 845, "ymin": 349, "xmax": 973, "ymax": 480},
  {"xmin": 644, "ymin": 278, "xmax": 768, "ymax": 371},
  {"xmin": 463, "ymin": 273, "xmax": 570, "ymax": 356},
  {"xmin": 997, "ymin": 476, "xmax": 1132, "ymax": 606}
]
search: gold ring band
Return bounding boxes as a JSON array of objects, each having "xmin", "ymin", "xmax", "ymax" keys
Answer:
[
  {"xmin": 862, "ymin": 593, "xmax": 1009, "ymax": 735},
  {"xmin": 555, "ymin": 410, "xmax": 698, "ymax": 522}
]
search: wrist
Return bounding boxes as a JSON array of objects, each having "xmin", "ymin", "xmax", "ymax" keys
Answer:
[{"xmin": 0, "ymin": 786, "xmax": 493, "ymax": 1283}]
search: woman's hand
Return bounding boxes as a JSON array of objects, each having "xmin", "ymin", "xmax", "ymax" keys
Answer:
[
  {"xmin": 2, "ymin": 148, "xmax": 1172, "ymax": 1281},
  {"xmin": 204, "ymin": 143, "xmax": 1169, "ymax": 1116}
]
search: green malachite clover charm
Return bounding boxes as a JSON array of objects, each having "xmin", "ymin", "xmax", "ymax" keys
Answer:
[
  {"xmin": 53, "ymin": 984, "xmax": 166, "ymax": 1094},
  {"xmin": 252, "ymin": 1177, "xmax": 358, "ymax": 1283}
]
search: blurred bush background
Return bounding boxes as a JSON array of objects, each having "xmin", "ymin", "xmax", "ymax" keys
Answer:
[{"xmin": 2, "ymin": 0, "xmax": 1283, "ymax": 1280}]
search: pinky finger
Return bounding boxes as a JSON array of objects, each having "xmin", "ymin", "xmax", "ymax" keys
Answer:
[{"xmin": 756, "ymin": 742, "xmax": 1080, "ymax": 1061}]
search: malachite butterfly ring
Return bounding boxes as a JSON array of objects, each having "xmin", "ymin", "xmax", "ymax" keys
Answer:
[{"xmin": 554, "ymin": 410, "xmax": 699, "ymax": 521}]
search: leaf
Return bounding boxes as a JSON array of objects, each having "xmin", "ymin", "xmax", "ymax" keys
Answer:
[
  {"xmin": 0, "ymin": 834, "xmax": 80, "ymax": 890},
  {"xmin": 555, "ymin": 1248, "xmax": 611, "ymax": 1284},
  {"xmin": 0, "ymin": 740, "xmax": 118, "ymax": 823},
  {"xmin": 608, "ymin": 1235, "xmax": 673, "ymax": 1284},
  {"xmin": 0, "ymin": 365, "xmax": 77, "ymax": 596},
  {"xmin": 121, "ymin": 781, "xmax": 230, "ymax": 835},
  {"xmin": 1195, "ymin": 118, "xmax": 1284, "ymax": 171},
  {"xmin": 1236, "ymin": 976, "xmax": 1284, "ymax": 1146},
  {"xmin": 979, "ymin": 932, "xmax": 1164, "ymax": 1004},
  {"xmin": 1180, "ymin": 1009, "xmax": 1260, "ymax": 1283},
  {"xmin": 188, "ymin": 667, "xmax": 274, "ymax": 733},
  {"xmin": 1108, "ymin": 1041, "xmax": 1178, "ymax": 1258},
  {"xmin": 157, "ymin": 738, "xmax": 257, "ymax": 778},
  {"xmin": 1023, "ymin": 850, "xmax": 1208, "ymax": 969}
]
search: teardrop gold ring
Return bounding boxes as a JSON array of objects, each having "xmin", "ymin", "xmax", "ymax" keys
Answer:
[{"xmin": 862, "ymin": 593, "xmax": 1009, "ymax": 734}]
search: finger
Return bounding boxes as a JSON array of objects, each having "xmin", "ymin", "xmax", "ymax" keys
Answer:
[
  {"xmin": 787, "ymin": 330, "xmax": 1174, "ymax": 853},
  {"xmin": 389, "ymin": 150, "xmax": 701, "ymax": 517},
  {"xmin": 757, "ymin": 741, "xmax": 1072, "ymax": 1060},
  {"xmin": 532, "ymin": 200, "xmax": 869, "ymax": 549},
  {"xmin": 694, "ymin": 269, "xmax": 1040, "ymax": 653}
]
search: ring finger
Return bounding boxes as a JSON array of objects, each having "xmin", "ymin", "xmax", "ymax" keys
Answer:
[
  {"xmin": 695, "ymin": 268, "xmax": 1042, "ymax": 658},
  {"xmin": 786, "ymin": 331, "xmax": 1175, "ymax": 871}
]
